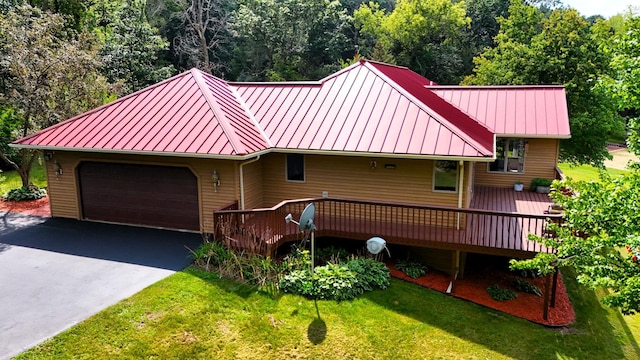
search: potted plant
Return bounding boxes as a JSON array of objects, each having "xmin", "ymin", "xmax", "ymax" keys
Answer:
[
  {"xmin": 513, "ymin": 181, "xmax": 524, "ymax": 191},
  {"xmin": 530, "ymin": 178, "xmax": 552, "ymax": 193}
]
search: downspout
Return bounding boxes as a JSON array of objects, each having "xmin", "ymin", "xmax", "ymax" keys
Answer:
[
  {"xmin": 239, "ymin": 155, "xmax": 261, "ymax": 211},
  {"xmin": 448, "ymin": 160, "xmax": 465, "ymax": 294}
]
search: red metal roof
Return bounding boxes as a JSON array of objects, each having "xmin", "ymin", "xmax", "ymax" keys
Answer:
[
  {"xmin": 429, "ymin": 86, "xmax": 571, "ymax": 138},
  {"xmin": 233, "ymin": 60, "xmax": 494, "ymax": 158},
  {"xmin": 14, "ymin": 69, "xmax": 270, "ymax": 157},
  {"xmin": 13, "ymin": 60, "xmax": 571, "ymax": 160}
]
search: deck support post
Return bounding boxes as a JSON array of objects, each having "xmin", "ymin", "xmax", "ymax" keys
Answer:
[
  {"xmin": 543, "ymin": 273, "xmax": 551, "ymax": 320},
  {"xmin": 551, "ymin": 267, "xmax": 559, "ymax": 308},
  {"xmin": 446, "ymin": 250, "xmax": 461, "ymax": 294}
]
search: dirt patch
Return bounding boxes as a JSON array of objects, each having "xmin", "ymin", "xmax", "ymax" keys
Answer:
[
  {"xmin": 388, "ymin": 259, "xmax": 575, "ymax": 327},
  {"xmin": 0, "ymin": 196, "xmax": 51, "ymax": 217}
]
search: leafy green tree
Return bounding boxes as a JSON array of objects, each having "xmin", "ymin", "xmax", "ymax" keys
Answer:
[
  {"xmin": 511, "ymin": 173, "xmax": 640, "ymax": 314},
  {"xmin": 0, "ymin": 4, "xmax": 117, "ymax": 187},
  {"xmin": 94, "ymin": 0, "xmax": 175, "ymax": 93},
  {"xmin": 604, "ymin": 16, "xmax": 640, "ymax": 155},
  {"xmin": 28, "ymin": 0, "xmax": 89, "ymax": 30},
  {"xmin": 355, "ymin": 0, "xmax": 470, "ymax": 84},
  {"xmin": 231, "ymin": 0, "xmax": 351, "ymax": 81},
  {"xmin": 464, "ymin": 0, "xmax": 623, "ymax": 166}
]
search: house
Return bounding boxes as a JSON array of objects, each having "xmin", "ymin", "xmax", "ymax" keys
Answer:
[{"xmin": 12, "ymin": 60, "xmax": 569, "ymax": 269}]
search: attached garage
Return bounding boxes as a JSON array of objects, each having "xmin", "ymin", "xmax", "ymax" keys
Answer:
[{"xmin": 78, "ymin": 162, "xmax": 200, "ymax": 231}]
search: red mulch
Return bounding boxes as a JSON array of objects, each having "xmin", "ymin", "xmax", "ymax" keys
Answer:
[
  {"xmin": 0, "ymin": 196, "xmax": 51, "ymax": 217},
  {"xmin": 388, "ymin": 261, "xmax": 575, "ymax": 327}
]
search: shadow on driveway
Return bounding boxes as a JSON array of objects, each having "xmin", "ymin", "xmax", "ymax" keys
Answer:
[{"xmin": 0, "ymin": 213, "xmax": 202, "ymax": 271}]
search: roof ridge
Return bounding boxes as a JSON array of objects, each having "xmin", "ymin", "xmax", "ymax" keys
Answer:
[
  {"xmin": 190, "ymin": 69, "xmax": 245, "ymax": 155},
  {"xmin": 229, "ymin": 85, "xmax": 274, "ymax": 148},
  {"xmin": 362, "ymin": 62, "xmax": 494, "ymax": 156},
  {"xmin": 427, "ymin": 85, "xmax": 565, "ymax": 89}
]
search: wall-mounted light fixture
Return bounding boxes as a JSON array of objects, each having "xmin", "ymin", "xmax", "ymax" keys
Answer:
[
  {"xmin": 212, "ymin": 170, "xmax": 220, "ymax": 192},
  {"xmin": 43, "ymin": 151, "xmax": 54, "ymax": 161},
  {"xmin": 52, "ymin": 161, "xmax": 62, "ymax": 176},
  {"xmin": 370, "ymin": 161, "xmax": 377, "ymax": 170}
]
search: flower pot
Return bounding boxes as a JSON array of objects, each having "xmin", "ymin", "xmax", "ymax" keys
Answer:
[
  {"xmin": 514, "ymin": 183, "xmax": 524, "ymax": 192},
  {"xmin": 536, "ymin": 186, "xmax": 551, "ymax": 194}
]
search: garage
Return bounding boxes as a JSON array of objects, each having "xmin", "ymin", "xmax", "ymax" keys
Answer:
[{"xmin": 78, "ymin": 162, "xmax": 200, "ymax": 231}]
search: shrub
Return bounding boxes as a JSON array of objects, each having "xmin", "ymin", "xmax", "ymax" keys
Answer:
[
  {"xmin": 515, "ymin": 278, "xmax": 542, "ymax": 296},
  {"xmin": 3, "ymin": 186, "xmax": 46, "ymax": 201},
  {"xmin": 281, "ymin": 246, "xmax": 311, "ymax": 272},
  {"xmin": 312, "ymin": 263, "xmax": 361, "ymax": 301},
  {"xmin": 315, "ymin": 246, "xmax": 352, "ymax": 266},
  {"xmin": 190, "ymin": 239, "xmax": 232, "ymax": 270},
  {"xmin": 487, "ymin": 284, "xmax": 518, "ymax": 301},
  {"xmin": 395, "ymin": 259, "xmax": 427, "ymax": 279},
  {"xmin": 529, "ymin": 178, "xmax": 552, "ymax": 191},
  {"xmin": 346, "ymin": 257, "xmax": 390, "ymax": 291}
]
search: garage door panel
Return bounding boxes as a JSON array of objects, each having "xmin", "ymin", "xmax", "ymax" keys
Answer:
[{"xmin": 78, "ymin": 162, "xmax": 200, "ymax": 231}]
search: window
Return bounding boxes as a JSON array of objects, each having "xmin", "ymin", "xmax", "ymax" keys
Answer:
[
  {"xmin": 488, "ymin": 138, "xmax": 525, "ymax": 173},
  {"xmin": 433, "ymin": 160, "xmax": 458, "ymax": 192},
  {"xmin": 286, "ymin": 154, "xmax": 305, "ymax": 182}
]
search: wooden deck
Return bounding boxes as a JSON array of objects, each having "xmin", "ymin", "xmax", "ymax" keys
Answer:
[{"xmin": 214, "ymin": 189, "xmax": 559, "ymax": 259}]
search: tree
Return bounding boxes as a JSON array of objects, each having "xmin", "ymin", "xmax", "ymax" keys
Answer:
[
  {"xmin": 171, "ymin": 0, "xmax": 231, "ymax": 75},
  {"xmin": 231, "ymin": 0, "xmax": 351, "ymax": 81},
  {"xmin": 604, "ymin": 15, "xmax": 640, "ymax": 155},
  {"xmin": 464, "ymin": 0, "xmax": 623, "ymax": 166},
  {"xmin": 0, "ymin": 5, "xmax": 117, "ymax": 187},
  {"xmin": 94, "ymin": 0, "xmax": 175, "ymax": 93},
  {"xmin": 511, "ymin": 172, "xmax": 640, "ymax": 314},
  {"xmin": 355, "ymin": 0, "xmax": 470, "ymax": 84}
]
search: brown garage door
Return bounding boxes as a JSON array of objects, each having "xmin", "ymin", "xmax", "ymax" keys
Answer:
[{"xmin": 78, "ymin": 162, "xmax": 200, "ymax": 231}]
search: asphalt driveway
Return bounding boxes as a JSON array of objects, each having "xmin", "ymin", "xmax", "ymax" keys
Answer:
[{"xmin": 0, "ymin": 212, "xmax": 201, "ymax": 359}]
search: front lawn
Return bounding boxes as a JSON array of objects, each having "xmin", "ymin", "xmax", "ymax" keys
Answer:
[
  {"xmin": 0, "ymin": 160, "xmax": 47, "ymax": 195},
  {"xmin": 17, "ymin": 267, "xmax": 640, "ymax": 359}
]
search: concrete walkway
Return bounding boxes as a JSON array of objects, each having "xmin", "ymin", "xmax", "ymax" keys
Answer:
[{"xmin": 0, "ymin": 213, "xmax": 200, "ymax": 359}]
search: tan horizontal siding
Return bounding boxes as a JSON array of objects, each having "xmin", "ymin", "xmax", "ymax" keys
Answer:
[
  {"xmin": 45, "ymin": 151, "xmax": 239, "ymax": 233},
  {"xmin": 474, "ymin": 138, "xmax": 559, "ymax": 188},
  {"xmin": 261, "ymin": 154, "xmax": 462, "ymax": 209}
]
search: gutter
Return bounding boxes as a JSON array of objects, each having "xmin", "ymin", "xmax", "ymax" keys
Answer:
[{"xmin": 239, "ymin": 155, "xmax": 261, "ymax": 210}]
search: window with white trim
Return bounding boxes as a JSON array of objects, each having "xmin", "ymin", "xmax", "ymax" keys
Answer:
[
  {"xmin": 286, "ymin": 154, "xmax": 305, "ymax": 182},
  {"xmin": 488, "ymin": 138, "xmax": 525, "ymax": 173},
  {"xmin": 433, "ymin": 160, "xmax": 458, "ymax": 192}
]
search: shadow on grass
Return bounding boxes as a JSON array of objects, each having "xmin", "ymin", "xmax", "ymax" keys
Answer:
[
  {"xmin": 361, "ymin": 272, "xmax": 627, "ymax": 360},
  {"xmin": 307, "ymin": 300, "xmax": 327, "ymax": 345}
]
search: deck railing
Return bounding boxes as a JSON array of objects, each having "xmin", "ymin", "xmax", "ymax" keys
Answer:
[{"xmin": 213, "ymin": 197, "xmax": 562, "ymax": 257}]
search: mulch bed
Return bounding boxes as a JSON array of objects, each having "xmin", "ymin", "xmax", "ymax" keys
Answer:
[
  {"xmin": 388, "ymin": 260, "xmax": 575, "ymax": 327},
  {"xmin": 0, "ymin": 196, "xmax": 51, "ymax": 217}
]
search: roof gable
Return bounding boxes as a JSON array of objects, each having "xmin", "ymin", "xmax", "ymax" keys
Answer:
[{"xmin": 233, "ymin": 60, "xmax": 495, "ymax": 158}]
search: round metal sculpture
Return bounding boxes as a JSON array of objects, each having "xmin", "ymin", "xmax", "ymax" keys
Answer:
[{"xmin": 366, "ymin": 236, "xmax": 391, "ymax": 257}]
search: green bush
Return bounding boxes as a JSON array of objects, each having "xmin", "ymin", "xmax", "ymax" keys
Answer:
[
  {"xmin": 281, "ymin": 246, "xmax": 311, "ymax": 272},
  {"xmin": 191, "ymin": 240, "xmax": 232, "ymax": 270},
  {"xmin": 315, "ymin": 246, "xmax": 352, "ymax": 266},
  {"xmin": 515, "ymin": 278, "xmax": 542, "ymax": 296},
  {"xmin": 279, "ymin": 258, "xmax": 391, "ymax": 301},
  {"xmin": 3, "ymin": 186, "xmax": 47, "ymax": 201},
  {"xmin": 395, "ymin": 259, "xmax": 427, "ymax": 279},
  {"xmin": 487, "ymin": 284, "xmax": 518, "ymax": 301},
  {"xmin": 346, "ymin": 257, "xmax": 390, "ymax": 291},
  {"xmin": 529, "ymin": 178, "xmax": 552, "ymax": 191}
]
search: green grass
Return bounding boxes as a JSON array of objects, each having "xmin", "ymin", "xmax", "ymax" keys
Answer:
[
  {"xmin": 558, "ymin": 163, "xmax": 628, "ymax": 182},
  {"xmin": 16, "ymin": 267, "xmax": 640, "ymax": 359},
  {"xmin": 0, "ymin": 160, "xmax": 47, "ymax": 195}
]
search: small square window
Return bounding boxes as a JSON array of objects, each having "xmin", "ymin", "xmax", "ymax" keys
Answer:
[
  {"xmin": 433, "ymin": 160, "xmax": 458, "ymax": 192},
  {"xmin": 286, "ymin": 154, "xmax": 305, "ymax": 182}
]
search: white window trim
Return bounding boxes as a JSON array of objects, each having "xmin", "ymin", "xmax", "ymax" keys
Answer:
[
  {"xmin": 285, "ymin": 154, "xmax": 305, "ymax": 183},
  {"xmin": 432, "ymin": 160, "xmax": 459, "ymax": 194},
  {"xmin": 487, "ymin": 138, "xmax": 526, "ymax": 174}
]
